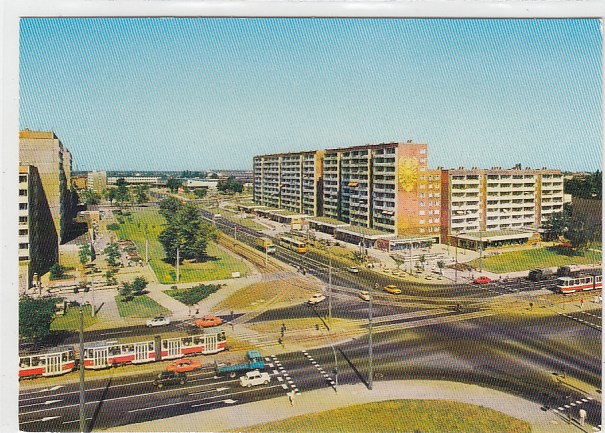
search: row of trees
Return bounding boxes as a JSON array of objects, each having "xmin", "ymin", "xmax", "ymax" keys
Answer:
[
  {"xmin": 158, "ymin": 197, "xmax": 219, "ymax": 264},
  {"xmin": 565, "ymin": 171, "xmax": 602, "ymax": 200}
]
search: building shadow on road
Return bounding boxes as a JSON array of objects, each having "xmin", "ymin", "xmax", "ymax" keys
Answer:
[{"xmin": 87, "ymin": 376, "xmax": 112, "ymax": 432}]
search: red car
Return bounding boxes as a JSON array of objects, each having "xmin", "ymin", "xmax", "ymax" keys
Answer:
[
  {"xmin": 194, "ymin": 315, "xmax": 223, "ymax": 328},
  {"xmin": 473, "ymin": 276, "xmax": 492, "ymax": 284},
  {"xmin": 166, "ymin": 358, "xmax": 202, "ymax": 373}
]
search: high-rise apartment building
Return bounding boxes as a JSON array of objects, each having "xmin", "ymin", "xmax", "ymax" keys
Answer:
[
  {"xmin": 441, "ymin": 167, "xmax": 565, "ymax": 242},
  {"xmin": 87, "ymin": 170, "xmax": 107, "ymax": 193},
  {"xmin": 19, "ymin": 130, "xmax": 75, "ymax": 244},
  {"xmin": 254, "ymin": 142, "xmax": 441, "ymax": 239},
  {"xmin": 253, "ymin": 151, "xmax": 323, "ymax": 216},
  {"xmin": 19, "ymin": 165, "xmax": 58, "ymax": 288}
]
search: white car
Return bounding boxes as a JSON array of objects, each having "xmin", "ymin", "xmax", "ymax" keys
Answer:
[
  {"xmin": 146, "ymin": 316, "xmax": 171, "ymax": 327},
  {"xmin": 346, "ymin": 267, "xmax": 360, "ymax": 274},
  {"xmin": 307, "ymin": 293, "xmax": 326, "ymax": 305},
  {"xmin": 239, "ymin": 370, "xmax": 271, "ymax": 387}
]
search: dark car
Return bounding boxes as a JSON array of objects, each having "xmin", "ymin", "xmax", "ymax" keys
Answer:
[{"xmin": 153, "ymin": 371, "xmax": 187, "ymax": 388}]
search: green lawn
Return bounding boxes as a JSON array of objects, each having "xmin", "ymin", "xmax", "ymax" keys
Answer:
[
  {"xmin": 246, "ymin": 400, "xmax": 531, "ymax": 433},
  {"xmin": 112, "ymin": 208, "xmax": 250, "ymax": 283},
  {"xmin": 50, "ymin": 305, "xmax": 99, "ymax": 331},
  {"xmin": 114, "ymin": 295, "xmax": 171, "ymax": 318},
  {"xmin": 467, "ymin": 247, "xmax": 602, "ymax": 274},
  {"xmin": 164, "ymin": 283, "xmax": 222, "ymax": 305}
]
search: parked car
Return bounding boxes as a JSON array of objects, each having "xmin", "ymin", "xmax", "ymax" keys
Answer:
[
  {"xmin": 346, "ymin": 267, "xmax": 360, "ymax": 274},
  {"xmin": 166, "ymin": 358, "xmax": 202, "ymax": 373},
  {"xmin": 194, "ymin": 315, "xmax": 223, "ymax": 328},
  {"xmin": 239, "ymin": 369, "xmax": 271, "ymax": 387},
  {"xmin": 383, "ymin": 285, "xmax": 402, "ymax": 295},
  {"xmin": 473, "ymin": 276, "xmax": 492, "ymax": 284},
  {"xmin": 358, "ymin": 290, "xmax": 370, "ymax": 301},
  {"xmin": 307, "ymin": 293, "xmax": 326, "ymax": 305},
  {"xmin": 153, "ymin": 371, "xmax": 187, "ymax": 388},
  {"xmin": 146, "ymin": 316, "xmax": 171, "ymax": 327}
]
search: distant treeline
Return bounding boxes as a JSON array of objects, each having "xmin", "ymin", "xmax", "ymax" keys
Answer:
[{"xmin": 565, "ymin": 171, "xmax": 602, "ymax": 200}]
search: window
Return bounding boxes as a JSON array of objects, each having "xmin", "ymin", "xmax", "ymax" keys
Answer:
[
  {"xmin": 434, "ymin": 209, "xmax": 440, "ymax": 215},
  {"xmin": 420, "ymin": 184, "xmax": 426, "ymax": 189},
  {"xmin": 419, "ymin": 210, "xmax": 425, "ymax": 216},
  {"xmin": 419, "ymin": 227, "xmax": 425, "ymax": 233},
  {"xmin": 19, "ymin": 203, "xmax": 28, "ymax": 210},
  {"xmin": 420, "ymin": 193, "xmax": 425, "ymax": 198},
  {"xmin": 19, "ymin": 175, "xmax": 27, "ymax": 183},
  {"xmin": 19, "ymin": 243, "xmax": 28, "ymax": 249},
  {"xmin": 429, "ymin": 218, "xmax": 433, "ymax": 224},
  {"xmin": 420, "ymin": 148, "xmax": 426, "ymax": 154},
  {"xmin": 419, "ymin": 219, "xmax": 425, "ymax": 224},
  {"xmin": 19, "ymin": 189, "xmax": 27, "ymax": 197},
  {"xmin": 420, "ymin": 201, "xmax": 425, "ymax": 207},
  {"xmin": 19, "ymin": 229, "xmax": 28, "ymax": 236},
  {"xmin": 428, "ymin": 193, "xmax": 433, "ymax": 198}
]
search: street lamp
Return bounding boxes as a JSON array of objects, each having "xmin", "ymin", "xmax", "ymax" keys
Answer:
[
  {"xmin": 368, "ymin": 283, "xmax": 378, "ymax": 390},
  {"xmin": 78, "ymin": 295, "xmax": 86, "ymax": 432}
]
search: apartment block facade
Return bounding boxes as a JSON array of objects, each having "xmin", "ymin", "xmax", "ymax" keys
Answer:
[
  {"xmin": 254, "ymin": 142, "xmax": 441, "ymax": 238},
  {"xmin": 87, "ymin": 170, "xmax": 108, "ymax": 193},
  {"xmin": 441, "ymin": 167, "xmax": 565, "ymax": 241},
  {"xmin": 19, "ymin": 165, "xmax": 58, "ymax": 287},
  {"xmin": 19, "ymin": 130, "xmax": 74, "ymax": 244},
  {"xmin": 253, "ymin": 151, "xmax": 323, "ymax": 216}
]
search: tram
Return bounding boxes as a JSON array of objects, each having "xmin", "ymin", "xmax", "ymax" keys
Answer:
[
  {"xmin": 82, "ymin": 328, "xmax": 227, "ymax": 370},
  {"xmin": 556, "ymin": 274, "xmax": 602, "ymax": 294},
  {"xmin": 19, "ymin": 346, "xmax": 76, "ymax": 379},
  {"xmin": 279, "ymin": 236, "xmax": 307, "ymax": 253}
]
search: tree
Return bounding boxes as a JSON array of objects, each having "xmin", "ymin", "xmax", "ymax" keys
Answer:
[
  {"xmin": 541, "ymin": 204, "xmax": 572, "ymax": 242},
  {"xmin": 120, "ymin": 281, "xmax": 133, "ymax": 301},
  {"xmin": 135, "ymin": 185, "xmax": 149, "ymax": 204},
  {"xmin": 209, "ymin": 173, "xmax": 219, "ymax": 179},
  {"xmin": 104, "ymin": 242, "xmax": 121, "ymax": 268},
  {"xmin": 80, "ymin": 189, "xmax": 101, "ymax": 205},
  {"xmin": 217, "ymin": 176, "xmax": 243, "ymax": 194},
  {"xmin": 158, "ymin": 202, "xmax": 219, "ymax": 264},
  {"xmin": 104, "ymin": 270, "xmax": 117, "ymax": 286},
  {"xmin": 390, "ymin": 254, "xmax": 406, "ymax": 271},
  {"xmin": 166, "ymin": 178, "xmax": 183, "ymax": 193},
  {"xmin": 566, "ymin": 226, "xmax": 589, "ymax": 253},
  {"xmin": 193, "ymin": 187, "xmax": 208, "ymax": 199},
  {"xmin": 159, "ymin": 196, "xmax": 183, "ymax": 222},
  {"xmin": 105, "ymin": 187, "xmax": 117, "ymax": 205},
  {"xmin": 79, "ymin": 243, "xmax": 93, "ymax": 269},
  {"xmin": 565, "ymin": 171, "xmax": 602, "ymax": 199},
  {"xmin": 437, "ymin": 260, "xmax": 445, "ymax": 275},
  {"xmin": 114, "ymin": 178, "xmax": 130, "ymax": 205},
  {"xmin": 19, "ymin": 295, "xmax": 60, "ymax": 341},
  {"xmin": 131, "ymin": 277, "xmax": 148, "ymax": 296},
  {"xmin": 49, "ymin": 263, "xmax": 66, "ymax": 280}
]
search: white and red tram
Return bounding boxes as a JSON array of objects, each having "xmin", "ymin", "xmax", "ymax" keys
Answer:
[
  {"xmin": 19, "ymin": 346, "xmax": 76, "ymax": 379},
  {"xmin": 82, "ymin": 328, "xmax": 227, "ymax": 370},
  {"xmin": 556, "ymin": 274, "xmax": 602, "ymax": 294}
]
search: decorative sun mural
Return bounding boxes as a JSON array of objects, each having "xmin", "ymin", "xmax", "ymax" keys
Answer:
[{"xmin": 398, "ymin": 157, "xmax": 419, "ymax": 192}]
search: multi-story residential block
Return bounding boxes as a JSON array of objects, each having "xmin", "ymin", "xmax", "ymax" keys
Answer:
[
  {"xmin": 19, "ymin": 165, "xmax": 58, "ymax": 289},
  {"xmin": 441, "ymin": 166, "xmax": 565, "ymax": 243},
  {"xmin": 87, "ymin": 170, "xmax": 107, "ymax": 193},
  {"xmin": 253, "ymin": 151, "xmax": 323, "ymax": 216},
  {"xmin": 254, "ymin": 142, "xmax": 441, "ymax": 239},
  {"xmin": 19, "ymin": 129, "xmax": 74, "ymax": 244},
  {"xmin": 107, "ymin": 176, "xmax": 161, "ymax": 185}
]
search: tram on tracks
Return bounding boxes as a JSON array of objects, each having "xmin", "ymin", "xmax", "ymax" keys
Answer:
[
  {"xmin": 556, "ymin": 274, "xmax": 602, "ymax": 294},
  {"xmin": 279, "ymin": 236, "xmax": 308, "ymax": 253},
  {"xmin": 19, "ymin": 346, "xmax": 76, "ymax": 379},
  {"xmin": 19, "ymin": 328, "xmax": 227, "ymax": 378}
]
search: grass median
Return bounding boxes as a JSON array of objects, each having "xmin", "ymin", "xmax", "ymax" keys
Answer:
[
  {"xmin": 245, "ymin": 400, "xmax": 531, "ymax": 433},
  {"xmin": 115, "ymin": 294, "xmax": 171, "ymax": 318}
]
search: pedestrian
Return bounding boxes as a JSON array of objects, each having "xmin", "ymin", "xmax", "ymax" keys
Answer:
[
  {"xmin": 288, "ymin": 391, "xmax": 294, "ymax": 406},
  {"xmin": 579, "ymin": 408, "xmax": 587, "ymax": 426}
]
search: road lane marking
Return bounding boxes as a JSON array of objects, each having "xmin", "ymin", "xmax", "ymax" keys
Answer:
[
  {"xmin": 20, "ymin": 399, "xmax": 63, "ymax": 409},
  {"xmin": 19, "ymin": 416, "xmax": 61, "ymax": 425},
  {"xmin": 62, "ymin": 417, "xmax": 92, "ymax": 424}
]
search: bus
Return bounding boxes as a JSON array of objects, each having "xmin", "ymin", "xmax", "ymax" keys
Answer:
[
  {"xmin": 556, "ymin": 274, "xmax": 602, "ymax": 294},
  {"xmin": 82, "ymin": 329, "xmax": 227, "ymax": 370},
  {"xmin": 279, "ymin": 236, "xmax": 307, "ymax": 253},
  {"xmin": 19, "ymin": 346, "xmax": 76, "ymax": 379}
]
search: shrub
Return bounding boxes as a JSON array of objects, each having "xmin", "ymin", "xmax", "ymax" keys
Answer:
[{"xmin": 106, "ymin": 223, "xmax": 120, "ymax": 231}]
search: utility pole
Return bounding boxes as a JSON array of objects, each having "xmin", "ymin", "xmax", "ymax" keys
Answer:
[
  {"xmin": 368, "ymin": 283, "xmax": 376, "ymax": 390},
  {"xmin": 176, "ymin": 247, "xmax": 180, "ymax": 283},
  {"xmin": 455, "ymin": 241, "xmax": 458, "ymax": 283},
  {"xmin": 91, "ymin": 278, "xmax": 95, "ymax": 318},
  {"xmin": 328, "ymin": 256, "xmax": 333, "ymax": 324},
  {"xmin": 79, "ymin": 304, "xmax": 85, "ymax": 433},
  {"xmin": 145, "ymin": 239, "xmax": 149, "ymax": 263},
  {"xmin": 479, "ymin": 230, "xmax": 483, "ymax": 273}
]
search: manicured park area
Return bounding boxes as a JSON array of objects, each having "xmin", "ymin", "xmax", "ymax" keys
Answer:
[
  {"xmin": 467, "ymin": 247, "xmax": 602, "ymax": 274},
  {"xmin": 114, "ymin": 294, "xmax": 170, "ymax": 318},
  {"xmin": 112, "ymin": 208, "xmax": 250, "ymax": 284},
  {"xmin": 247, "ymin": 400, "xmax": 531, "ymax": 433},
  {"xmin": 50, "ymin": 305, "xmax": 99, "ymax": 331}
]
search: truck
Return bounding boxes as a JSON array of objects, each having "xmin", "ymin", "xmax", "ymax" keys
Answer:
[
  {"xmin": 215, "ymin": 350, "xmax": 265, "ymax": 378},
  {"xmin": 527, "ymin": 268, "xmax": 553, "ymax": 282},
  {"xmin": 239, "ymin": 370, "xmax": 271, "ymax": 387},
  {"xmin": 255, "ymin": 237, "xmax": 276, "ymax": 254}
]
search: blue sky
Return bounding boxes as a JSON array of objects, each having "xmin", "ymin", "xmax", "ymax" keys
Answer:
[{"xmin": 19, "ymin": 18, "xmax": 602, "ymax": 172}]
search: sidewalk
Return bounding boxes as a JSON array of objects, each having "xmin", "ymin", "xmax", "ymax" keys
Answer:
[{"xmin": 101, "ymin": 380, "xmax": 590, "ymax": 433}]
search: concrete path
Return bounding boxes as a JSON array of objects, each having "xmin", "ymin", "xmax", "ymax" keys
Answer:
[{"xmin": 102, "ymin": 380, "xmax": 592, "ymax": 433}]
